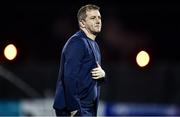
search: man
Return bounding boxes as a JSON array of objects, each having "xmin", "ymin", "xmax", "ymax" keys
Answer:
[{"xmin": 53, "ymin": 4, "xmax": 106, "ymax": 116}]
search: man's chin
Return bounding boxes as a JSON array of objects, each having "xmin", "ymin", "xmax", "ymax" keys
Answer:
[
  {"xmin": 93, "ymin": 31, "xmax": 100, "ymax": 35},
  {"xmin": 94, "ymin": 30, "xmax": 101, "ymax": 34}
]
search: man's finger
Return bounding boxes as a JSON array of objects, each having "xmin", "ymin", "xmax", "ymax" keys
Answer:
[
  {"xmin": 91, "ymin": 68, "xmax": 99, "ymax": 71},
  {"xmin": 91, "ymin": 70, "xmax": 100, "ymax": 73},
  {"xmin": 92, "ymin": 76, "xmax": 100, "ymax": 79},
  {"xmin": 92, "ymin": 73, "xmax": 98, "ymax": 77}
]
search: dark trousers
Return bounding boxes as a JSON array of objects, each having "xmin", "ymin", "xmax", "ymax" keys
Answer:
[
  {"xmin": 55, "ymin": 105, "xmax": 96, "ymax": 116},
  {"xmin": 55, "ymin": 108, "xmax": 70, "ymax": 116}
]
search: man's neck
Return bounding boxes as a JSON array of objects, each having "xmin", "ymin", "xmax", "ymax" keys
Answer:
[{"xmin": 80, "ymin": 28, "xmax": 96, "ymax": 40}]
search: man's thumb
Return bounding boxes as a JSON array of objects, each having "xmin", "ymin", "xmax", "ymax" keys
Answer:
[{"xmin": 96, "ymin": 62, "xmax": 100, "ymax": 67}]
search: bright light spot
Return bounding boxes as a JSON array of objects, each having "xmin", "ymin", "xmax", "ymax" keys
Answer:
[
  {"xmin": 4, "ymin": 44, "xmax": 17, "ymax": 60},
  {"xmin": 136, "ymin": 50, "xmax": 150, "ymax": 67}
]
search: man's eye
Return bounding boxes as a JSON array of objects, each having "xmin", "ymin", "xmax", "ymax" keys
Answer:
[{"xmin": 90, "ymin": 17, "xmax": 95, "ymax": 19}]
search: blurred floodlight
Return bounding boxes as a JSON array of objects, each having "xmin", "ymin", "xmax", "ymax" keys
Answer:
[
  {"xmin": 136, "ymin": 50, "xmax": 150, "ymax": 67},
  {"xmin": 4, "ymin": 44, "xmax": 17, "ymax": 60}
]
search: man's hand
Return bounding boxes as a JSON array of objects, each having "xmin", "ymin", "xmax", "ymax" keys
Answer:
[
  {"xmin": 91, "ymin": 62, "xmax": 105, "ymax": 79},
  {"xmin": 70, "ymin": 110, "xmax": 78, "ymax": 117}
]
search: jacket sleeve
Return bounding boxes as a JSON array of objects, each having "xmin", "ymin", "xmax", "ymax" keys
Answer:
[{"xmin": 63, "ymin": 38, "xmax": 85, "ymax": 111}]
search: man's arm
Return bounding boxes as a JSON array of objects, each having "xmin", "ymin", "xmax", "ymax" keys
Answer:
[{"xmin": 63, "ymin": 38, "xmax": 85, "ymax": 112}]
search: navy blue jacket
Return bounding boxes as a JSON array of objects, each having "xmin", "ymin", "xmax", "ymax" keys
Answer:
[{"xmin": 53, "ymin": 30, "xmax": 105, "ymax": 112}]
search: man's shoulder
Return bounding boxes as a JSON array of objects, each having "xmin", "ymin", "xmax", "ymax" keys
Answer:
[
  {"xmin": 63, "ymin": 33, "xmax": 84, "ymax": 49},
  {"xmin": 67, "ymin": 31, "xmax": 86, "ymax": 44}
]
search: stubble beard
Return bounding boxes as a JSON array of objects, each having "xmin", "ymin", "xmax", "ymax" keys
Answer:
[{"xmin": 92, "ymin": 28, "xmax": 101, "ymax": 36}]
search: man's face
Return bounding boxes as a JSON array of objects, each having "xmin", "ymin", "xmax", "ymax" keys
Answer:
[{"xmin": 83, "ymin": 10, "xmax": 102, "ymax": 35}]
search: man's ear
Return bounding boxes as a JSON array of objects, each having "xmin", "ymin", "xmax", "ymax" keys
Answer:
[{"xmin": 79, "ymin": 20, "xmax": 85, "ymax": 28}]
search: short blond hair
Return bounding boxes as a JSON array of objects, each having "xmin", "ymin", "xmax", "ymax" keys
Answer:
[{"xmin": 77, "ymin": 4, "xmax": 100, "ymax": 22}]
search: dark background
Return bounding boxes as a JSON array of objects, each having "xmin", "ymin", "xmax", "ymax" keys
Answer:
[{"xmin": 1, "ymin": 2, "xmax": 180, "ymax": 105}]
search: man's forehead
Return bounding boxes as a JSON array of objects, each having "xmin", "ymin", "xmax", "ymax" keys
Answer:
[{"xmin": 86, "ymin": 10, "xmax": 101, "ymax": 16}]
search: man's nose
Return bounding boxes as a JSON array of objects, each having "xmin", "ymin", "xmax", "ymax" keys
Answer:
[{"xmin": 95, "ymin": 18, "xmax": 100, "ymax": 24}]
